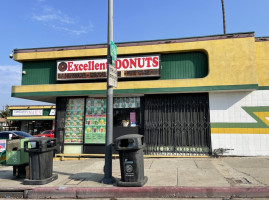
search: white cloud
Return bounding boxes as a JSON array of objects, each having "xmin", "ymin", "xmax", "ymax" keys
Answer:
[
  {"xmin": 0, "ymin": 65, "xmax": 21, "ymax": 92},
  {"xmin": 0, "ymin": 65, "xmax": 54, "ymax": 107},
  {"xmin": 0, "ymin": 65, "xmax": 21, "ymax": 109},
  {"xmin": 51, "ymin": 23, "xmax": 94, "ymax": 36},
  {"xmin": 36, "ymin": 0, "xmax": 46, "ymax": 3},
  {"xmin": 32, "ymin": 5, "xmax": 76, "ymax": 24},
  {"xmin": 31, "ymin": 4, "xmax": 93, "ymax": 36}
]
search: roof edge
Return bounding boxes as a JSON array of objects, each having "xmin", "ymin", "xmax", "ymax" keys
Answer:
[
  {"xmin": 14, "ymin": 32, "xmax": 255, "ymax": 54},
  {"xmin": 255, "ymin": 37, "xmax": 269, "ymax": 42}
]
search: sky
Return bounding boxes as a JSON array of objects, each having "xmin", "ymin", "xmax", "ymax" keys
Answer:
[{"xmin": 1, "ymin": 0, "xmax": 269, "ymax": 110}]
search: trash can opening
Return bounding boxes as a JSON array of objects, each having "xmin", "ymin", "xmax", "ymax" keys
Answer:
[
  {"xmin": 47, "ymin": 140, "xmax": 55, "ymax": 148},
  {"xmin": 12, "ymin": 147, "xmax": 18, "ymax": 151},
  {"xmin": 141, "ymin": 137, "xmax": 144, "ymax": 146},
  {"xmin": 29, "ymin": 141, "xmax": 39, "ymax": 149},
  {"xmin": 119, "ymin": 139, "xmax": 134, "ymax": 148}
]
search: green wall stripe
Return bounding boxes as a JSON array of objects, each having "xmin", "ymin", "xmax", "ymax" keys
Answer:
[
  {"xmin": 12, "ymin": 84, "xmax": 258, "ymax": 98},
  {"xmin": 258, "ymin": 86, "xmax": 269, "ymax": 90},
  {"xmin": 211, "ymin": 123, "xmax": 269, "ymax": 128},
  {"xmin": 211, "ymin": 106, "xmax": 269, "ymax": 128}
]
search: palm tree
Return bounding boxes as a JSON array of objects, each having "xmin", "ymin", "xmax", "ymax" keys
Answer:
[{"xmin": 221, "ymin": 0, "xmax": 227, "ymax": 34}]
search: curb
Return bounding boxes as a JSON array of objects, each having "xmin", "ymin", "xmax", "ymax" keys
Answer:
[
  {"xmin": 21, "ymin": 186, "xmax": 269, "ymax": 199},
  {"xmin": 0, "ymin": 187, "xmax": 32, "ymax": 199}
]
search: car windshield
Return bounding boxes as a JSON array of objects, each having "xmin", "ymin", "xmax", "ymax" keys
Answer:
[
  {"xmin": 41, "ymin": 131, "xmax": 51, "ymax": 134},
  {"xmin": 13, "ymin": 131, "xmax": 33, "ymax": 137}
]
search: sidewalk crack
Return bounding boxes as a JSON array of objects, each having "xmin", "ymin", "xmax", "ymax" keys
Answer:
[
  {"xmin": 194, "ymin": 160, "xmax": 198, "ymax": 168},
  {"xmin": 234, "ymin": 168, "xmax": 267, "ymax": 186},
  {"xmin": 149, "ymin": 159, "xmax": 154, "ymax": 169}
]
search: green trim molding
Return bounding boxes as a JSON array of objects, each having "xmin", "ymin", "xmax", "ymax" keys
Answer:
[
  {"xmin": 258, "ymin": 86, "xmax": 269, "ymax": 90},
  {"xmin": 12, "ymin": 84, "xmax": 258, "ymax": 98}
]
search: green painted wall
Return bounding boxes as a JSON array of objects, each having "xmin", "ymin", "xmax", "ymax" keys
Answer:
[
  {"xmin": 160, "ymin": 52, "xmax": 208, "ymax": 79},
  {"xmin": 22, "ymin": 61, "xmax": 57, "ymax": 85},
  {"xmin": 21, "ymin": 52, "xmax": 208, "ymax": 85}
]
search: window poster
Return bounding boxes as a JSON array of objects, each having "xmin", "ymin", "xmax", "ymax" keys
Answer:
[
  {"xmin": 64, "ymin": 98, "xmax": 85, "ymax": 144},
  {"xmin": 130, "ymin": 112, "xmax": 136, "ymax": 127},
  {"xmin": 113, "ymin": 97, "xmax": 140, "ymax": 108},
  {"xmin": 84, "ymin": 98, "xmax": 106, "ymax": 144}
]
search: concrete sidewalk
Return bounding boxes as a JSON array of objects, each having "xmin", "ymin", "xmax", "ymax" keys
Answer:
[{"xmin": 0, "ymin": 157, "xmax": 269, "ymax": 198}]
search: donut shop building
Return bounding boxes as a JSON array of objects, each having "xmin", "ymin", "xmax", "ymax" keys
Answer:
[{"xmin": 11, "ymin": 32, "xmax": 269, "ymax": 156}]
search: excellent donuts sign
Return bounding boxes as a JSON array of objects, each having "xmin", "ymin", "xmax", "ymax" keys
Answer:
[{"xmin": 57, "ymin": 55, "xmax": 160, "ymax": 81}]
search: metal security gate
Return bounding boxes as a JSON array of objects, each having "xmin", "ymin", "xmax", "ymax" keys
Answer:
[{"xmin": 144, "ymin": 93, "xmax": 211, "ymax": 156}]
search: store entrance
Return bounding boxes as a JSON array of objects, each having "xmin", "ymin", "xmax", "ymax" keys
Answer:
[
  {"xmin": 21, "ymin": 120, "xmax": 53, "ymax": 135},
  {"xmin": 144, "ymin": 93, "xmax": 211, "ymax": 156},
  {"xmin": 83, "ymin": 97, "xmax": 142, "ymax": 154}
]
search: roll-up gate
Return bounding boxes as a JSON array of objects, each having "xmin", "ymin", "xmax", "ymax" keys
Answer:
[{"xmin": 144, "ymin": 93, "xmax": 211, "ymax": 156}]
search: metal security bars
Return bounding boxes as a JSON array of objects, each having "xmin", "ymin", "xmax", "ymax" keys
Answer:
[{"xmin": 144, "ymin": 93, "xmax": 211, "ymax": 156}]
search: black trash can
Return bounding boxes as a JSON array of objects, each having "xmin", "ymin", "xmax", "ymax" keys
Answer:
[
  {"xmin": 114, "ymin": 134, "xmax": 148, "ymax": 187},
  {"xmin": 23, "ymin": 137, "xmax": 58, "ymax": 185}
]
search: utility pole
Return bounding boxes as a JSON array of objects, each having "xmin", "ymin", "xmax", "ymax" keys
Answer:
[
  {"xmin": 103, "ymin": 0, "xmax": 115, "ymax": 184},
  {"xmin": 221, "ymin": 0, "xmax": 226, "ymax": 34}
]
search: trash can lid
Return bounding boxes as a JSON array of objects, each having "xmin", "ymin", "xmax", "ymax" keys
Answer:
[
  {"xmin": 27, "ymin": 137, "xmax": 55, "ymax": 142},
  {"xmin": 114, "ymin": 134, "xmax": 144, "ymax": 151},
  {"xmin": 115, "ymin": 134, "xmax": 143, "ymax": 141}
]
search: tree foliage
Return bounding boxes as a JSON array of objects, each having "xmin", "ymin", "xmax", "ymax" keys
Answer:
[
  {"xmin": 0, "ymin": 105, "xmax": 10, "ymax": 119},
  {"xmin": 0, "ymin": 105, "xmax": 10, "ymax": 126}
]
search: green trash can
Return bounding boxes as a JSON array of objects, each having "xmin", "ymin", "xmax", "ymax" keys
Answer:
[
  {"xmin": 6, "ymin": 139, "xmax": 29, "ymax": 165},
  {"xmin": 6, "ymin": 139, "xmax": 29, "ymax": 178}
]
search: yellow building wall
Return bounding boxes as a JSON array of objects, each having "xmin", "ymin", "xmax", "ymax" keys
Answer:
[
  {"xmin": 13, "ymin": 36, "xmax": 258, "ymax": 95},
  {"xmin": 255, "ymin": 41, "xmax": 269, "ymax": 87}
]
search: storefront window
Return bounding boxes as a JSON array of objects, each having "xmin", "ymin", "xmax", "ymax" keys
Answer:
[
  {"xmin": 22, "ymin": 120, "xmax": 53, "ymax": 135},
  {"xmin": 113, "ymin": 97, "xmax": 140, "ymax": 127},
  {"xmin": 84, "ymin": 98, "xmax": 106, "ymax": 144},
  {"xmin": 64, "ymin": 97, "xmax": 140, "ymax": 145},
  {"xmin": 64, "ymin": 98, "xmax": 85, "ymax": 144}
]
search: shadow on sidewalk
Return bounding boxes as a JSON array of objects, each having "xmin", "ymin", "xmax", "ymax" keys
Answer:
[{"xmin": 53, "ymin": 171, "xmax": 118, "ymax": 185}]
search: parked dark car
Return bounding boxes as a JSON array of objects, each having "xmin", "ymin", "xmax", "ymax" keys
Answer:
[
  {"xmin": 0, "ymin": 131, "xmax": 33, "ymax": 140},
  {"xmin": 35, "ymin": 130, "xmax": 54, "ymax": 138}
]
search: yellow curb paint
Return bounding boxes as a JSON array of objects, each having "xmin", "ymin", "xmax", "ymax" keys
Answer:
[{"xmin": 55, "ymin": 154, "xmax": 210, "ymax": 159}]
